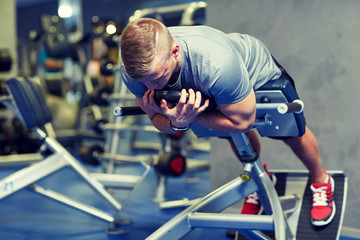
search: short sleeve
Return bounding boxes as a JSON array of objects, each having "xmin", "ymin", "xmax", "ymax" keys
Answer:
[
  {"xmin": 209, "ymin": 54, "xmax": 252, "ymax": 104},
  {"xmin": 120, "ymin": 64, "xmax": 148, "ymax": 99}
]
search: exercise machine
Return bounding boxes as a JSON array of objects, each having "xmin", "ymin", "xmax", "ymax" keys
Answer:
[
  {"xmin": 115, "ymin": 79, "xmax": 347, "ymax": 239},
  {"xmin": 128, "ymin": 1, "xmax": 206, "ymax": 26},
  {"xmin": 0, "ymin": 77, "xmax": 153, "ymax": 234},
  {"xmin": 95, "ymin": 68, "xmax": 210, "ymax": 205}
]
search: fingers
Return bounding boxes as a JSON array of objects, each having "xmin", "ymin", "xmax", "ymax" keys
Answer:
[
  {"xmin": 160, "ymin": 99, "xmax": 169, "ymax": 112},
  {"xmin": 194, "ymin": 90, "xmax": 202, "ymax": 109},
  {"xmin": 177, "ymin": 89, "xmax": 187, "ymax": 108},
  {"xmin": 143, "ymin": 90, "xmax": 154, "ymax": 107},
  {"xmin": 198, "ymin": 99, "xmax": 210, "ymax": 112},
  {"xmin": 142, "ymin": 90, "xmax": 150, "ymax": 107},
  {"xmin": 188, "ymin": 89, "xmax": 195, "ymax": 107},
  {"xmin": 147, "ymin": 88, "xmax": 209, "ymax": 124},
  {"xmin": 148, "ymin": 90, "xmax": 156, "ymax": 105},
  {"xmin": 179, "ymin": 89, "xmax": 209, "ymax": 112},
  {"xmin": 181, "ymin": 88, "xmax": 195, "ymax": 110},
  {"xmin": 143, "ymin": 90, "xmax": 162, "ymax": 113}
]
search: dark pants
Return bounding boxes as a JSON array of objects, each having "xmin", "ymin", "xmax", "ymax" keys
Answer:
[
  {"xmin": 272, "ymin": 56, "xmax": 297, "ymax": 89},
  {"xmin": 270, "ymin": 56, "xmax": 306, "ymax": 140}
]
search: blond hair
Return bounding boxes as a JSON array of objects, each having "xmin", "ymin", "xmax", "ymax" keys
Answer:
[{"xmin": 120, "ymin": 18, "xmax": 173, "ymax": 79}]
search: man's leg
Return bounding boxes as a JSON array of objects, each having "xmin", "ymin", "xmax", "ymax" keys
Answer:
[
  {"xmin": 226, "ymin": 131, "xmax": 277, "ymax": 215},
  {"xmin": 283, "ymin": 126, "xmax": 335, "ymax": 226},
  {"xmin": 226, "ymin": 130, "xmax": 261, "ymax": 158},
  {"xmin": 282, "ymin": 126, "xmax": 327, "ymax": 183}
]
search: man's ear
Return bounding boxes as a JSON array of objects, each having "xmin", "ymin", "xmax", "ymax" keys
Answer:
[{"xmin": 171, "ymin": 43, "xmax": 180, "ymax": 57}]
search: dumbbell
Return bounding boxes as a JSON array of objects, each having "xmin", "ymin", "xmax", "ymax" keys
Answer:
[
  {"xmin": 155, "ymin": 152, "xmax": 187, "ymax": 177},
  {"xmin": 91, "ymin": 118, "xmax": 108, "ymax": 134},
  {"xmin": 89, "ymin": 86, "xmax": 113, "ymax": 106},
  {"xmin": 79, "ymin": 144, "xmax": 104, "ymax": 166},
  {"xmin": 100, "ymin": 59, "xmax": 115, "ymax": 76}
]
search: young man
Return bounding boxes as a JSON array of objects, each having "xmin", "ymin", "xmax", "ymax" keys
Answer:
[{"xmin": 119, "ymin": 18, "xmax": 335, "ymax": 226}]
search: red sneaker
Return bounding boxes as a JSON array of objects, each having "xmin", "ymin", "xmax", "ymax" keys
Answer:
[
  {"xmin": 241, "ymin": 192, "xmax": 264, "ymax": 215},
  {"xmin": 241, "ymin": 163, "xmax": 276, "ymax": 215},
  {"xmin": 310, "ymin": 173, "xmax": 336, "ymax": 226}
]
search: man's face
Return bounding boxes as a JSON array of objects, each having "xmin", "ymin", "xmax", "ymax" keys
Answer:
[{"xmin": 138, "ymin": 58, "xmax": 175, "ymax": 91}]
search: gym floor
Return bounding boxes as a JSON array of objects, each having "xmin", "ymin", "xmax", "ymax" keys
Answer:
[
  {"xmin": 0, "ymin": 164, "xmax": 221, "ymax": 240},
  {"xmin": 0, "ymin": 130, "xmax": 357, "ymax": 240},
  {"xmin": 0, "ymin": 129, "xmax": 228, "ymax": 240}
]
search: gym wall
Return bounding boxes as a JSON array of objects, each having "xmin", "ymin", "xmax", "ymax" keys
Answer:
[
  {"xmin": 0, "ymin": 0, "xmax": 17, "ymax": 79},
  {"xmin": 207, "ymin": 0, "xmax": 360, "ymax": 230}
]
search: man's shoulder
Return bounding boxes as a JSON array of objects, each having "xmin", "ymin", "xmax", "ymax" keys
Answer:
[
  {"xmin": 120, "ymin": 64, "xmax": 147, "ymax": 98},
  {"xmin": 168, "ymin": 25, "xmax": 222, "ymax": 38}
]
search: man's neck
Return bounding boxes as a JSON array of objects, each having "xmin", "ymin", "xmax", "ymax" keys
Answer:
[
  {"xmin": 168, "ymin": 54, "xmax": 182, "ymax": 85},
  {"xmin": 168, "ymin": 71, "xmax": 180, "ymax": 86}
]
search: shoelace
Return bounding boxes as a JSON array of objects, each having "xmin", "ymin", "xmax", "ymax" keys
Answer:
[
  {"xmin": 245, "ymin": 192, "xmax": 259, "ymax": 204},
  {"xmin": 311, "ymin": 185, "xmax": 328, "ymax": 206}
]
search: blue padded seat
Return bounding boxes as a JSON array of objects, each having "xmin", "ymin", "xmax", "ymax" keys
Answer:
[{"xmin": 6, "ymin": 78, "xmax": 52, "ymax": 129}]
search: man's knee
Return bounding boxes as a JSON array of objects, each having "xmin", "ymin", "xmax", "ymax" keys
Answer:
[{"xmin": 282, "ymin": 135, "xmax": 303, "ymax": 147}]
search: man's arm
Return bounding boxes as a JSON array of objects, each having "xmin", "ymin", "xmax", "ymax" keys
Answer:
[
  {"xmin": 135, "ymin": 95, "xmax": 176, "ymax": 134},
  {"xmin": 136, "ymin": 88, "xmax": 256, "ymax": 134},
  {"xmin": 194, "ymin": 89, "xmax": 256, "ymax": 133},
  {"xmin": 136, "ymin": 89, "xmax": 210, "ymax": 134}
]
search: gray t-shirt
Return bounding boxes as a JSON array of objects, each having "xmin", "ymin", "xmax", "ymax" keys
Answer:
[{"xmin": 120, "ymin": 25, "xmax": 281, "ymax": 104}]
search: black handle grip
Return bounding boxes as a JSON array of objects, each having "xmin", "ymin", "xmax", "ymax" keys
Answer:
[
  {"xmin": 277, "ymin": 100, "xmax": 304, "ymax": 114},
  {"xmin": 155, "ymin": 90, "xmax": 217, "ymax": 110},
  {"xmin": 113, "ymin": 106, "xmax": 145, "ymax": 116},
  {"xmin": 114, "ymin": 90, "xmax": 217, "ymax": 117},
  {"xmin": 154, "ymin": 90, "xmax": 184, "ymax": 103}
]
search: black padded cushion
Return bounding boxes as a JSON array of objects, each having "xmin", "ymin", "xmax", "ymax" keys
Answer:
[
  {"xmin": 6, "ymin": 78, "xmax": 52, "ymax": 129},
  {"xmin": 258, "ymin": 79, "xmax": 306, "ymax": 136}
]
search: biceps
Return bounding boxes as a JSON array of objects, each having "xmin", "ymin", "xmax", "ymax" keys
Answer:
[{"xmin": 217, "ymin": 89, "xmax": 256, "ymax": 125}]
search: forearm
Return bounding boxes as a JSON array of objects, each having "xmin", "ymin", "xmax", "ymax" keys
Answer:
[
  {"xmin": 150, "ymin": 113, "xmax": 177, "ymax": 134},
  {"xmin": 139, "ymin": 89, "xmax": 255, "ymax": 134},
  {"xmin": 150, "ymin": 111, "xmax": 253, "ymax": 134}
]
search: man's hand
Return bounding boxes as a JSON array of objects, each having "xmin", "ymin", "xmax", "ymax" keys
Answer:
[
  {"xmin": 143, "ymin": 90, "xmax": 163, "ymax": 114},
  {"xmin": 160, "ymin": 89, "xmax": 209, "ymax": 128}
]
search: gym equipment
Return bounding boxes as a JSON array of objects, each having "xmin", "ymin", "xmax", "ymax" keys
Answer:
[
  {"xmin": 79, "ymin": 144, "xmax": 105, "ymax": 165},
  {"xmin": 40, "ymin": 15, "xmax": 75, "ymax": 59},
  {"xmin": 0, "ymin": 153, "xmax": 43, "ymax": 167},
  {"xmin": 89, "ymin": 85, "xmax": 113, "ymax": 106},
  {"xmin": 81, "ymin": 69, "xmax": 152, "ymax": 169},
  {"xmin": 100, "ymin": 59, "xmax": 115, "ymax": 76},
  {"xmin": 0, "ymin": 77, "xmax": 153, "ymax": 234},
  {"xmin": 115, "ymin": 79, "xmax": 347, "ymax": 239},
  {"xmin": 0, "ymin": 104, "xmax": 42, "ymax": 155},
  {"xmin": 155, "ymin": 152, "xmax": 187, "ymax": 177},
  {"xmin": 113, "ymin": 102, "xmax": 209, "ymax": 204},
  {"xmin": 152, "ymin": 131, "xmax": 210, "ymax": 203},
  {"xmin": 0, "ymin": 49, "xmax": 12, "ymax": 72},
  {"xmin": 81, "ymin": 69, "xmax": 160, "ymax": 212},
  {"xmin": 153, "ymin": 90, "xmax": 217, "ymax": 110},
  {"xmin": 128, "ymin": 1, "xmax": 207, "ymax": 26}
]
